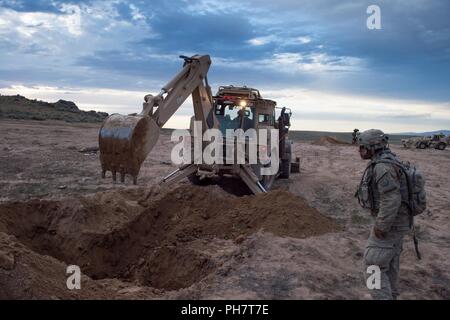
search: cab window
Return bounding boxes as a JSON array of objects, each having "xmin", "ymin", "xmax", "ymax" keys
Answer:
[
  {"xmin": 258, "ymin": 113, "xmax": 272, "ymax": 125},
  {"xmin": 214, "ymin": 103, "xmax": 255, "ymax": 134}
]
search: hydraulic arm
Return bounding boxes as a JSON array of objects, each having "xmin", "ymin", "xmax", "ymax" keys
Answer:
[{"xmin": 99, "ymin": 55, "xmax": 217, "ymax": 184}]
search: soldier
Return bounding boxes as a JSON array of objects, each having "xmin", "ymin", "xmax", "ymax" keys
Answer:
[
  {"xmin": 352, "ymin": 128, "xmax": 360, "ymax": 145},
  {"xmin": 356, "ymin": 129, "xmax": 412, "ymax": 300}
]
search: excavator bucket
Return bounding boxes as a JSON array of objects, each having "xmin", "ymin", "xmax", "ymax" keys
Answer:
[{"xmin": 99, "ymin": 114, "xmax": 160, "ymax": 184}]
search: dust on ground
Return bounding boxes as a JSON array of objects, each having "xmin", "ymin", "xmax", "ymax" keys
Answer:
[{"xmin": 0, "ymin": 119, "xmax": 449, "ymax": 299}]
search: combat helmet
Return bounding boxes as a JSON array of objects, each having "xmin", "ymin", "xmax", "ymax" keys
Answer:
[{"xmin": 358, "ymin": 129, "xmax": 389, "ymax": 151}]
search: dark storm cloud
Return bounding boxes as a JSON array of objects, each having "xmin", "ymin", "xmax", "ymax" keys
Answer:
[{"xmin": 0, "ymin": 0, "xmax": 449, "ymax": 103}]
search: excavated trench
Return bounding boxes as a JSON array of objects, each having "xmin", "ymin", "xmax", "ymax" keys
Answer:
[{"xmin": 0, "ymin": 185, "xmax": 339, "ymax": 291}]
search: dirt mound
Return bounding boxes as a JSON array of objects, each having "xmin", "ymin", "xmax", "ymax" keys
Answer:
[
  {"xmin": 139, "ymin": 185, "xmax": 338, "ymax": 240},
  {"xmin": 312, "ymin": 136, "xmax": 350, "ymax": 146},
  {"xmin": 0, "ymin": 185, "xmax": 339, "ymax": 298}
]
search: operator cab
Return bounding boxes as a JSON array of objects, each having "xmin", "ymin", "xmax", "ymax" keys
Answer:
[
  {"xmin": 213, "ymin": 85, "xmax": 276, "ymax": 135},
  {"xmin": 432, "ymin": 134, "xmax": 445, "ymax": 141},
  {"xmin": 214, "ymin": 101, "xmax": 255, "ymax": 133}
]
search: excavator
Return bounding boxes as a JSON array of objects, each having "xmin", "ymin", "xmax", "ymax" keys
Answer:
[{"xmin": 98, "ymin": 54, "xmax": 297, "ymax": 194}]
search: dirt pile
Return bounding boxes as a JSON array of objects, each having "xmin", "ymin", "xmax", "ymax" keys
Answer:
[
  {"xmin": 0, "ymin": 185, "xmax": 339, "ymax": 298},
  {"xmin": 138, "ymin": 185, "xmax": 339, "ymax": 240},
  {"xmin": 312, "ymin": 136, "xmax": 350, "ymax": 146}
]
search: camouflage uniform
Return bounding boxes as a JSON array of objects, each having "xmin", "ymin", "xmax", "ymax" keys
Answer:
[{"xmin": 362, "ymin": 150, "xmax": 411, "ymax": 300}]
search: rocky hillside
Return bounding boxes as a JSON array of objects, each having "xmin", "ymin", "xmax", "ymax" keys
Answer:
[{"xmin": 0, "ymin": 94, "xmax": 108, "ymax": 123}]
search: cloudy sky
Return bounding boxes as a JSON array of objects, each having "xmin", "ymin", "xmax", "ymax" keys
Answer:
[{"xmin": 0, "ymin": 0, "xmax": 449, "ymax": 132}]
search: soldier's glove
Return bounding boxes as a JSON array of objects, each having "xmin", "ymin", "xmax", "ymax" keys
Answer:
[{"xmin": 373, "ymin": 226, "xmax": 387, "ymax": 239}]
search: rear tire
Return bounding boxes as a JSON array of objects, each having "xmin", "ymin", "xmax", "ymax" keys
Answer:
[
  {"xmin": 436, "ymin": 143, "xmax": 446, "ymax": 151},
  {"xmin": 418, "ymin": 142, "xmax": 427, "ymax": 149},
  {"xmin": 279, "ymin": 158, "xmax": 291, "ymax": 179}
]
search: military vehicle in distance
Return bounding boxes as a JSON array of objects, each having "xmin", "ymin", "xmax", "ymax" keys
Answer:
[{"xmin": 402, "ymin": 133, "xmax": 448, "ymax": 151}]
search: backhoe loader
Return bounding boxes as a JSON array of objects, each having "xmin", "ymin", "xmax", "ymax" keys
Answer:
[{"xmin": 99, "ymin": 55, "xmax": 296, "ymax": 194}]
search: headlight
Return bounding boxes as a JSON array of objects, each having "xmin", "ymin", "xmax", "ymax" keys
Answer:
[{"xmin": 239, "ymin": 100, "xmax": 247, "ymax": 107}]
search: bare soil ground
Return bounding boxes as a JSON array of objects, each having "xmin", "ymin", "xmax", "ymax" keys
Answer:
[
  {"xmin": 0, "ymin": 119, "xmax": 449, "ymax": 299},
  {"xmin": 312, "ymin": 136, "xmax": 350, "ymax": 146}
]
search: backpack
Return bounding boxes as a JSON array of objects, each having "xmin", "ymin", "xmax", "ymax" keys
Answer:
[
  {"xmin": 356, "ymin": 158, "xmax": 427, "ymax": 217},
  {"xmin": 374, "ymin": 159, "xmax": 427, "ymax": 217}
]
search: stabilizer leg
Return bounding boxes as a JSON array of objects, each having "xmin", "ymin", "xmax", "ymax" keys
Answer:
[
  {"xmin": 160, "ymin": 164, "xmax": 198, "ymax": 186},
  {"xmin": 237, "ymin": 165, "xmax": 266, "ymax": 194}
]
